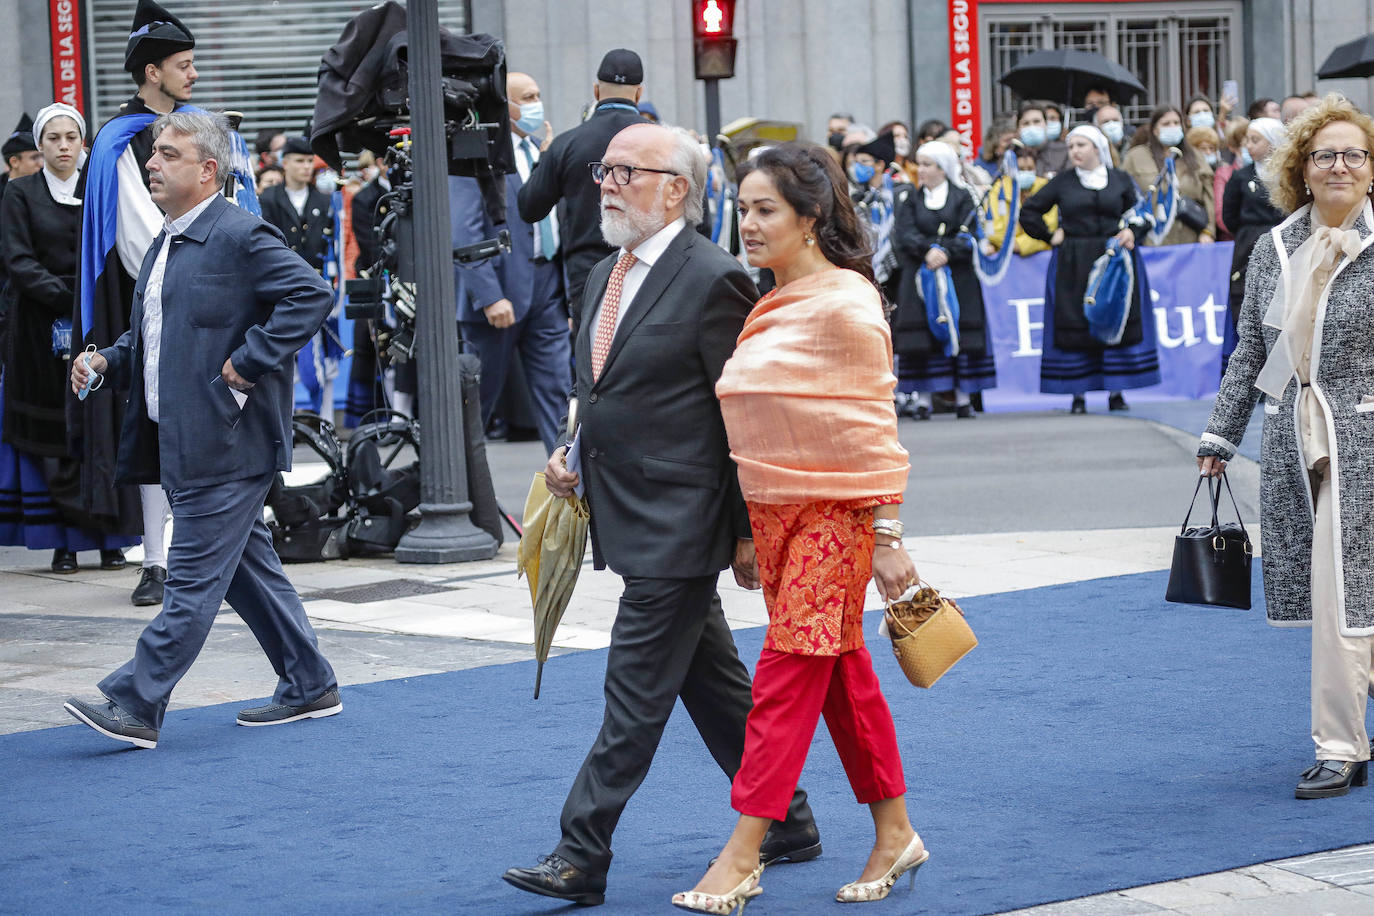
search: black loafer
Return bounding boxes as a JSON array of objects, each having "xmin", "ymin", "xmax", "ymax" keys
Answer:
[
  {"xmin": 1108, "ymin": 393, "xmax": 1129, "ymax": 411},
  {"xmin": 51, "ymin": 549, "xmax": 78, "ymax": 573},
  {"xmin": 131, "ymin": 566, "xmax": 166, "ymax": 606},
  {"xmin": 1070, "ymin": 396, "xmax": 1087, "ymax": 415},
  {"xmin": 100, "ymin": 549, "xmax": 127, "ymax": 570},
  {"xmin": 761, "ymin": 821, "xmax": 823, "ymax": 865},
  {"xmin": 1296, "ymin": 759, "xmax": 1368, "ymax": 799},
  {"xmin": 913, "ymin": 405, "xmax": 932, "ymax": 421},
  {"xmin": 502, "ymin": 853, "xmax": 606, "ymax": 906},
  {"xmin": 955, "ymin": 404, "xmax": 975, "ymax": 419}
]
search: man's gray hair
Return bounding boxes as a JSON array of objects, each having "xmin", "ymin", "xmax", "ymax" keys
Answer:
[
  {"xmin": 151, "ymin": 111, "xmax": 233, "ymax": 189},
  {"xmin": 664, "ymin": 126, "xmax": 707, "ymax": 224}
]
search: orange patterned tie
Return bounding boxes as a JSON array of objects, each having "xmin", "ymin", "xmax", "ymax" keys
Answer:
[{"xmin": 592, "ymin": 251, "xmax": 638, "ymax": 380}]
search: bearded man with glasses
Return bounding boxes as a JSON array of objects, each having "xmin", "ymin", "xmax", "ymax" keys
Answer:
[{"xmin": 501, "ymin": 122, "xmax": 821, "ymax": 907}]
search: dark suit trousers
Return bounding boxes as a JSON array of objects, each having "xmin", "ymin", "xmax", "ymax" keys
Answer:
[
  {"xmin": 460, "ymin": 259, "xmax": 570, "ymax": 454},
  {"xmin": 100, "ymin": 471, "xmax": 337, "ymax": 728},
  {"xmin": 555, "ymin": 574, "xmax": 814, "ymax": 875}
]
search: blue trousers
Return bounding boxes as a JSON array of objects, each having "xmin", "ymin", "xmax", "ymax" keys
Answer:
[
  {"xmin": 459, "ymin": 260, "xmax": 571, "ymax": 454},
  {"xmin": 100, "ymin": 471, "xmax": 336, "ymax": 728}
]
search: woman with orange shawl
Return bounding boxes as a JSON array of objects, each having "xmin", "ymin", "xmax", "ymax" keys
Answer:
[{"xmin": 673, "ymin": 143, "xmax": 923, "ymax": 914}]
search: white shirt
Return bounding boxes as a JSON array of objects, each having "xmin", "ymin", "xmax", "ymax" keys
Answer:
[
  {"xmin": 141, "ymin": 194, "xmax": 217, "ymax": 423},
  {"xmin": 922, "ymin": 181, "xmax": 949, "ymax": 210},
  {"xmin": 115, "ymin": 145, "xmax": 165, "ymax": 277},
  {"xmin": 511, "ymin": 131, "xmax": 560, "ymax": 252},
  {"xmin": 285, "ymin": 185, "xmax": 309, "ymax": 216},
  {"xmin": 42, "ymin": 166, "xmax": 81, "ymax": 206},
  {"xmin": 590, "ymin": 217, "xmax": 687, "ymax": 344}
]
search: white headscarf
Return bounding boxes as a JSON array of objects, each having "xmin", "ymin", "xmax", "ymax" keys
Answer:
[
  {"xmin": 915, "ymin": 141, "xmax": 964, "ymax": 189},
  {"xmin": 33, "ymin": 102, "xmax": 86, "ymax": 205},
  {"xmin": 33, "ymin": 103, "xmax": 86, "ymax": 146},
  {"xmin": 1247, "ymin": 117, "xmax": 1285, "ymax": 151},
  {"xmin": 1067, "ymin": 125, "xmax": 1111, "ymax": 190}
]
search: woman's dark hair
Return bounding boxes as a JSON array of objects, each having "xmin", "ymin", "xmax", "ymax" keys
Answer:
[
  {"xmin": 1247, "ymin": 98, "xmax": 1276, "ymax": 120},
  {"xmin": 1185, "ymin": 94, "xmax": 1215, "ymax": 117},
  {"xmin": 737, "ymin": 142, "xmax": 876, "ymax": 285},
  {"xmin": 916, "ymin": 118, "xmax": 948, "ymax": 142},
  {"xmin": 1127, "ymin": 104, "xmax": 1200, "ymax": 180},
  {"xmin": 1041, "ymin": 100, "xmax": 1064, "ymax": 120}
]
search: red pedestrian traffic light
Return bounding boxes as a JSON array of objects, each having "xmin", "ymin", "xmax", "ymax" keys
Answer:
[
  {"xmin": 691, "ymin": 0, "xmax": 738, "ymax": 79},
  {"xmin": 693, "ymin": 0, "xmax": 735, "ymax": 39}
]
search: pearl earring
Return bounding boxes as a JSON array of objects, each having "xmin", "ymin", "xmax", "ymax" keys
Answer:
[
  {"xmin": 1305, "ymin": 183, "xmax": 1311, "ymax": 196},
  {"xmin": 804, "ymin": 233, "xmax": 816, "ymax": 245}
]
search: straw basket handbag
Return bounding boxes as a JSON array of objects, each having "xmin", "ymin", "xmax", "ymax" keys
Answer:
[{"xmin": 883, "ymin": 581, "xmax": 977, "ymax": 688}]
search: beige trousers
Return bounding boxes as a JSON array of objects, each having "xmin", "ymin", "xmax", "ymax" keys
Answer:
[{"xmin": 1309, "ymin": 466, "xmax": 1374, "ymax": 761}]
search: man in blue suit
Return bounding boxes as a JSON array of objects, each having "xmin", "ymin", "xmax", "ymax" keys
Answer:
[
  {"xmin": 64, "ymin": 112, "xmax": 340, "ymax": 749},
  {"xmin": 452, "ymin": 71, "xmax": 571, "ymax": 455}
]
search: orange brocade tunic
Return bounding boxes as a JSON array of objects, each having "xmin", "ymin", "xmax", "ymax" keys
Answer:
[{"xmin": 716, "ymin": 269, "xmax": 910, "ymax": 655}]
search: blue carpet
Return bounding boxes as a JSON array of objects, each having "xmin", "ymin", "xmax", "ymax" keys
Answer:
[{"xmin": 6, "ymin": 566, "xmax": 1374, "ymax": 915}]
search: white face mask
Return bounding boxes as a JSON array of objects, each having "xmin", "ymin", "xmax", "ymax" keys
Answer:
[
  {"xmin": 894, "ymin": 136, "xmax": 911, "ymax": 158},
  {"xmin": 315, "ymin": 170, "xmax": 338, "ymax": 194},
  {"xmin": 1100, "ymin": 120, "xmax": 1124, "ymax": 144}
]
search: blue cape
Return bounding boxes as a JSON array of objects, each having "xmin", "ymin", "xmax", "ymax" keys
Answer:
[{"xmin": 918, "ymin": 262, "xmax": 961, "ymax": 357}]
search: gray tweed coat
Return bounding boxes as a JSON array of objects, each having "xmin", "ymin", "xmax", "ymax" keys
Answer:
[{"xmin": 1199, "ymin": 200, "xmax": 1374, "ymax": 634}]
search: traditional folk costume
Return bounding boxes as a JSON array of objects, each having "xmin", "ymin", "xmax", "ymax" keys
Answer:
[
  {"xmin": 716, "ymin": 268, "xmax": 910, "ymax": 819},
  {"xmin": 891, "ymin": 142, "xmax": 997, "ymax": 410},
  {"xmin": 1019, "ymin": 125, "xmax": 1161, "ymax": 396},
  {"xmin": 0, "ymin": 104, "xmax": 137, "ymax": 553}
]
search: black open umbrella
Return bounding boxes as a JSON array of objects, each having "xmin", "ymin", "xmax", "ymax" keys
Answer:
[
  {"xmin": 1318, "ymin": 34, "xmax": 1374, "ymax": 80},
  {"xmin": 998, "ymin": 48, "xmax": 1146, "ymax": 107}
]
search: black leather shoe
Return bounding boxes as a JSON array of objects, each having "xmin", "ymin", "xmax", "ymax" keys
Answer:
[
  {"xmin": 761, "ymin": 821, "xmax": 823, "ymax": 865},
  {"xmin": 1070, "ymin": 396, "xmax": 1087, "ymax": 415},
  {"xmin": 131, "ymin": 566, "xmax": 166, "ymax": 606},
  {"xmin": 1108, "ymin": 393, "xmax": 1129, "ymax": 411},
  {"xmin": 1296, "ymin": 759, "xmax": 1368, "ymax": 799},
  {"xmin": 63, "ymin": 697, "xmax": 158, "ymax": 749},
  {"xmin": 503, "ymin": 854, "xmax": 606, "ymax": 906},
  {"xmin": 955, "ymin": 404, "xmax": 975, "ymax": 419},
  {"xmin": 913, "ymin": 405, "xmax": 932, "ymax": 421},
  {"xmin": 100, "ymin": 549, "xmax": 127, "ymax": 570},
  {"xmin": 51, "ymin": 549, "xmax": 78, "ymax": 573}
]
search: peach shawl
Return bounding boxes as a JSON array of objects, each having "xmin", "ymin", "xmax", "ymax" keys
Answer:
[{"xmin": 716, "ymin": 269, "xmax": 910, "ymax": 504}]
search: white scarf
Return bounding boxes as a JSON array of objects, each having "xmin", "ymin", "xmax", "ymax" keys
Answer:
[
  {"xmin": 1254, "ymin": 200, "xmax": 1368, "ymax": 398},
  {"xmin": 1075, "ymin": 165, "xmax": 1109, "ymax": 191},
  {"xmin": 42, "ymin": 165, "xmax": 81, "ymax": 205},
  {"xmin": 922, "ymin": 180, "xmax": 949, "ymax": 210}
]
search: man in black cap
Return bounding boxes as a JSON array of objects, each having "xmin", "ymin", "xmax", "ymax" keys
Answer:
[
  {"xmin": 70, "ymin": 0, "xmax": 199, "ymax": 608},
  {"xmin": 258, "ymin": 136, "xmax": 338, "ymax": 415},
  {"xmin": 516, "ymin": 48, "xmax": 649, "ymax": 336}
]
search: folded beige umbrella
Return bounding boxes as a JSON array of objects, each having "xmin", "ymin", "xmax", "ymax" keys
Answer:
[{"xmin": 516, "ymin": 472, "xmax": 590, "ymax": 698}]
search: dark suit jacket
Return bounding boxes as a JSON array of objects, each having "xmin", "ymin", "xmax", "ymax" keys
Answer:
[
  {"xmin": 98, "ymin": 195, "xmax": 333, "ymax": 490},
  {"xmin": 516, "ymin": 98, "xmax": 645, "ymax": 327},
  {"xmin": 452, "ymin": 168, "xmax": 562, "ymax": 324},
  {"xmin": 351, "ymin": 177, "xmax": 389, "ymax": 275},
  {"xmin": 576, "ymin": 224, "xmax": 755, "ymax": 578},
  {"xmin": 257, "ymin": 184, "xmax": 335, "ymax": 271}
]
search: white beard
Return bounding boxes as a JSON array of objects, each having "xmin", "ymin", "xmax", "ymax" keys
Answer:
[{"xmin": 600, "ymin": 195, "xmax": 668, "ymax": 249}]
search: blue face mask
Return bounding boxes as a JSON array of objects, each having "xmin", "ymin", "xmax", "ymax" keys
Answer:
[
  {"xmin": 1240, "ymin": 147, "xmax": 1254, "ymax": 166},
  {"xmin": 1045, "ymin": 120, "xmax": 1062, "ymax": 141},
  {"xmin": 849, "ymin": 161, "xmax": 875, "ymax": 185},
  {"xmin": 515, "ymin": 101, "xmax": 544, "ymax": 135},
  {"xmin": 1100, "ymin": 120, "xmax": 1124, "ymax": 144},
  {"xmin": 1016, "ymin": 170, "xmax": 1037, "ymax": 190},
  {"xmin": 1157, "ymin": 125, "xmax": 1184, "ymax": 148},
  {"xmin": 1189, "ymin": 111, "xmax": 1215, "ymax": 130},
  {"xmin": 1020, "ymin": 125, "xmax": 1046, "ymax": 148}
]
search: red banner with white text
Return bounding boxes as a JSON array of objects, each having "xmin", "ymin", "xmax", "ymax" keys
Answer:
[
  {"xmin": 948, "ymin": 0, "xmax": 980, "ymax": 160},
  {"xmin": 49, "ymin": 0, "xmax": 85, "ymax": 113}
]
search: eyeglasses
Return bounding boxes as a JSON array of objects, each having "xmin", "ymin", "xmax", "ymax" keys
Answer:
[
  {"xmin": 589, "ymin": 162, "xmax": 680, "ymax": 186},
  {"xmin": 1307, "ymin": 148, "xmax": 1370, "ymax": 170}
]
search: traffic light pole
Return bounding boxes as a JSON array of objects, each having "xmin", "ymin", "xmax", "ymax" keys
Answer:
[
  {"xmin": 394, "ymin": 0, "xmax": 499, "ymax": 564},
  {"xmin": 703, "ymin": 77, "xmax": 722, "ymax": 144}
]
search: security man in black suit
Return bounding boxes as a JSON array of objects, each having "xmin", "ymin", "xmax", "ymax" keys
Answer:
[
  {"xmin": 257, "ymin": 136, "xmax": 334, "ymax": 274},
  {"xmin": 502, "ymin": 122, "xmax": 819, "ymax": 907},
  {"xmin": 516, "ymin": 48, "xmax": 647, "ymax": 335}
]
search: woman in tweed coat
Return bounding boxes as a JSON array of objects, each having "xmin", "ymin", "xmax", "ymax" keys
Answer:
[{"xmin": 1198, "ymin": 95, "xmax": 1374, "ymax": 800}]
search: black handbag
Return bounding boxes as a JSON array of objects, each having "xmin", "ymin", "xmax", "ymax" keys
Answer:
[
  {"xmin": 1165, "ymin": 472, "xmax": 1253, "ymax": 609},
  {"xmin": 1177, "ymin": 195, "xmax": 1210, "ymax": 233}
]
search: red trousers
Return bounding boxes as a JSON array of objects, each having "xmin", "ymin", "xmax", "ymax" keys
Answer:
[{"xmin": 731, "ymin": 646, "xmax": 907, "ymax": 821}]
